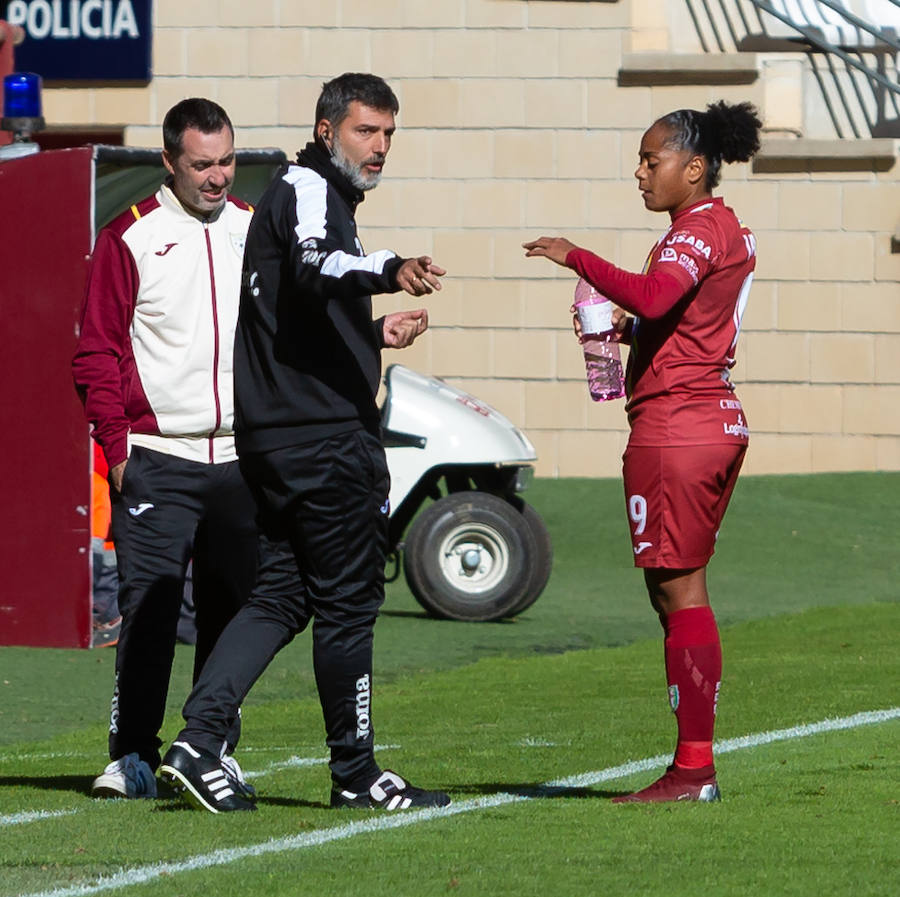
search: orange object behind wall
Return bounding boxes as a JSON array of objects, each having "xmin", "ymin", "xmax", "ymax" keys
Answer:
[
  {"xmin": 0, "ymin": 20, "xmax": 26, "ymax": 147},
  {"xmin": 92, "ymin": 444, "xmax": 114, "ymax": 549}
]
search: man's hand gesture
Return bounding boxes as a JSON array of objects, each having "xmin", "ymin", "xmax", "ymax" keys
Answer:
[
  {"xmin": 383, "ymin": 308, "xmax": 429, "ymax": 348},
  {"xmin": 397, "ymin": 256, "xmax": 446, "ymax": 296}
]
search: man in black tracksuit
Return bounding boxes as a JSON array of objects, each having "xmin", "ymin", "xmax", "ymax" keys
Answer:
[{"xmin": 161, "ymin": 73, "xmax": 451, "ymax": 813}]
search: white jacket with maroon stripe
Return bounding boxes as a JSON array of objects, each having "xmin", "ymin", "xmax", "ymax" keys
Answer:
[{"xmin": 73, "ymin": 183, "xmax": 253, "ymax": 469}]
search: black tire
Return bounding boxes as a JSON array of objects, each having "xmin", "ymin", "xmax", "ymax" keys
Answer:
[
  {"xmin": 403, "ymin": 492, "xmax": 538, "ymax": 621},
  {"xmin": 508, "ymin": 501, "xmax": 553, "ymax": 615}
]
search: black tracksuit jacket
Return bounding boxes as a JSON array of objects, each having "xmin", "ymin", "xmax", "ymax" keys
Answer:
[{"xmin": 234, "ymin": 140, "xmax": 405, "ymax": 453}]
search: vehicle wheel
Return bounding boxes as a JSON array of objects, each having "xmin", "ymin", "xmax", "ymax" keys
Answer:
[
  {"xmin": 508, "ymin": 501, "xmax": 553, "ymax": 615},
  {"xmin": 403, "ymin": 492, "xmax": 538, "ymax": 621}
]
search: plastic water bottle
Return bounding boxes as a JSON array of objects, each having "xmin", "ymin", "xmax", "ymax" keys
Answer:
[{"xmin": 574, "ymin": 278, "xmax": 625, "ymax": 402}]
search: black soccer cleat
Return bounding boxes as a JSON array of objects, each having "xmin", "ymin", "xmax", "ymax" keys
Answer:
[
  {"xmin": 331, "ymin": 769, "xmax": 451, "ymax": 810},
  {"xmin": 160, "ymin": 741, "xmax": 256, "ymax": 813}
]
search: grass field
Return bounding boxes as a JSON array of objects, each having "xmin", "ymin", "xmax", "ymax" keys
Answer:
[{"xmin": 0, "ymin": 473, "xmax": 897, "ymax": 897}]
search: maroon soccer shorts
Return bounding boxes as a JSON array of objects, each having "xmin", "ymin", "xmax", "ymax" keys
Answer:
[{"xmin": 622, "ymin": 442, "xmax": 747, "ymax": 569}]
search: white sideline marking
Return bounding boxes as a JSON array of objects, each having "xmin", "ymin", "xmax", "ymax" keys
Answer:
[
  {"xmin": 1, "ymin": 809, "xmax": 77, "ymax": 827},
  {"xmin": 245, "ymin": 755, "xmax": 328, "ymax": 777},
  {"xmin": 244, "ymin": 745, "xmax": 399, "ymax": 779},
  {"xmin": 0, "ymin": 757, "xmax": 332, "ymax": 829},
  {"xmin": 0, "ymin": 751, "xmax": 93, "ymax": 762},
  {"xmin": 542, "ymin": 707, "xmax": 900, "ymax": 791},
  {"xmin": 0, "ymin": 744, "xmax": 399, "ymax": 766},
  {"xmin": 518, "ymin": 737, "xmax": 563, "ymax": 748},
  {"xmin": 17, "ymin": 707, "xmax": 898, "ymax": 897},
  {"xmin": 0, "ymin": 749, "xmax": 401, "ymax": 827}
]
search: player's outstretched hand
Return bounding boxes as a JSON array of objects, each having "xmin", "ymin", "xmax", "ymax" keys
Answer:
[
  {"xmin": 522, "ymin": 236, "xmax": 579, "ymax": 267},
  {"xmin": 383, "ymin": 308, "xmax": 429, "ymax": 349},
  {"xmin": 397, "ymin": 256, "xmax": 446, "ymax": 297}
]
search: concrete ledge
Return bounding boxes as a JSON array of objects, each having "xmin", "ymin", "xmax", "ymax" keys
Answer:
[
  {"xmin": 618, "ymin": 52, "xmax": 758, "ymax": 86},
  {"xmin": 754, "ymin": 138, "xmax": 898, "ymax": 172}
]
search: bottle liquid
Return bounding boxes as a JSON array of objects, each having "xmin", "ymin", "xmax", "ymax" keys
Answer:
[{"xmin": 573, "ymin": 278, "xmax": 625, "ymax": 402}]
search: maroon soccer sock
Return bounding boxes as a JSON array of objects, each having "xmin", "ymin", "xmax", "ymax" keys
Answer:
[{"xmin": 663, "ymin": 606, "xmax": 722, "ymax": 770}]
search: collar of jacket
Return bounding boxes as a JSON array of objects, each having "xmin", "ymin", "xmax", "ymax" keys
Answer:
[
  {"xmin": 295, "ymin": 140, "xmax": 366, "ymax": 210},
  {"xmin": 159, "ymin": 178, "xmax": 228, "ymax": 223}
]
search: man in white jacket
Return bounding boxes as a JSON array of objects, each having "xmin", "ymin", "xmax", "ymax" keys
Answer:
[{"xmin": 73, "ymin": 98, "xmax": 258, "ymax": 800}]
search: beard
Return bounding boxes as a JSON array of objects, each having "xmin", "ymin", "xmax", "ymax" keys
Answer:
[{"xmin": 330, "ymin": 135, "xmax": 383, "ymax": 191}]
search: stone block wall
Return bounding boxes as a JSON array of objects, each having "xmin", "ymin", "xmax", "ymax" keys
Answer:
[{"xmin": 39, "ymin": 0, "xmax": 900, "ymax": 476}]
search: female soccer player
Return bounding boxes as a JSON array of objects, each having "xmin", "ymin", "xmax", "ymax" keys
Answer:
[{"xmin": 524, "ymin": 101, "xmax": 762, "ymax": 802}]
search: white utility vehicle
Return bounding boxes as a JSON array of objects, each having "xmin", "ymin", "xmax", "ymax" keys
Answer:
[{"xmin": 381, "ymin": 365, "xmax": 552, "ymax": 621}]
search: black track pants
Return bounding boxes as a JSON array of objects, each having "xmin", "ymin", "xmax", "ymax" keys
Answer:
[
  {"xmin": 178, "ymin": 428, "xmax": 389, "ymax": 790},
  {"xmin": 109, "ymin": 447, "xmax": 257, "ymax": 769}
]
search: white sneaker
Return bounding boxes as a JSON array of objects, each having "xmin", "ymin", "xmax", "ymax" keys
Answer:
[
  {"xmin": 219, "ymin": 752, "xmax": 257, "ymax": 801},
  {"xmin": 91, "ymin": 752, "xmax": 157, "ymax": 799}
]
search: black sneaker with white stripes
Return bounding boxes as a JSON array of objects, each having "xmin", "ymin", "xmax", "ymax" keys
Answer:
[
  {"xmin": 160, "ymin": 741, "xmax": 256, "ymax": 813},
  {"xmin": 331, "ymin": 770, "xmax": 451, "ymax": 810}
]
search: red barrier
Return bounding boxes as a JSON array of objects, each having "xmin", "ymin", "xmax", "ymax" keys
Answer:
[{"xmin": 0, "ymin": 147, "xmax": 93, "ymax": 646}]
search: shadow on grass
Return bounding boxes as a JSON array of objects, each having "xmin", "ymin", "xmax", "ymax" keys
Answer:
[
  {"xmin": 378, "ymin": 609, "xmax": 433, "ymax": 620},
  {"xmin": 0, "ymin": 774, "xmax": 94, "ymax": 796},
  {"xmin": 151, "ymin": 784, "xmax": 628, "ymax": 812},
  {"xmin": 379, "ymin": 608, "xmax": 517, "ymax": 624},
  {"xmin": 151, "ymin": 795, "xmax": 331, "ymax": 812},
  {"xmin": 453, "ymin": 781, "xmax": 623, "ymax": 800},
  {"xmin": 256, "ymin": 795, "xmax": 330, "ymax": 810},
  {"xmin": 151, "ymin": 800, "xmax": 203, "ymax": 813}
]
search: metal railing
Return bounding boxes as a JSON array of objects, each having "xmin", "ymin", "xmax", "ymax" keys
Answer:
[{"xmin": 685, "ymin": 0, "xmax": 900, "ymax": 137}]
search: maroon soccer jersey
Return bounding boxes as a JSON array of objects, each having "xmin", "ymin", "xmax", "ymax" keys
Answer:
[{"xmin": 568, "ymin": 196, "xmax": 755, "ymax": 446}]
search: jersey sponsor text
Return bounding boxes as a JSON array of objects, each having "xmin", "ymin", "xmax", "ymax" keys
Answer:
[{"xmin": 665, "ymin": 230, "xmax": 713, "ymax": 259}]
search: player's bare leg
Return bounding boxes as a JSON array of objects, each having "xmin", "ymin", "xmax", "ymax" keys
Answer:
[{"xmin": 643, "ymin": 566, "xmax": 709, "ymax": 616}]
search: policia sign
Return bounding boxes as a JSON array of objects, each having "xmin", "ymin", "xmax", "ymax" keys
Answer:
[{"xmin": 2, "ymin": 1, "xmax": 151, "ymax": 82}]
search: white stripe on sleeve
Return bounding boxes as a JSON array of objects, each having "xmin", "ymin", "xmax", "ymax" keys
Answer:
[
  {"xmin": 283, "ymin": 167, "xmax": 397, "ymax": 277},
  {"xmin": 283, "ymin": 167, "xmax": 328, "ymax": 244},
  {"xmin": 321, "ymin": 248, "xmax": 397, "ymax": 279}
]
